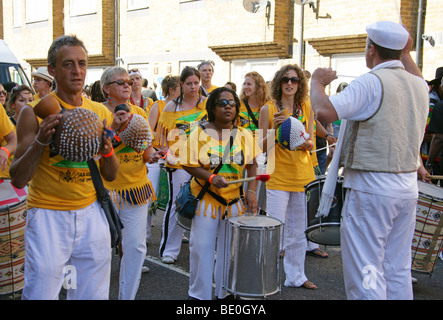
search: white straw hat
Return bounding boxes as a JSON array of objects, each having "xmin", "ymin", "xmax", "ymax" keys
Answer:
[{"xmin": 31, "ymin": 67, "xmax": 54, "ymax": 83}]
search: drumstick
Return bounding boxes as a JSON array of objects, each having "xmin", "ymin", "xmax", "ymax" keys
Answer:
[
  {"xmin": 226, "ymin": 173, "xmax": 271, "ymax": 185},
  {"xmin": 429, "ymin": 175, "xmax": 443, "ymax": 180},
  {"xmin": 310, "ymin": 143, "xmax": 337, "ymax": 153}
]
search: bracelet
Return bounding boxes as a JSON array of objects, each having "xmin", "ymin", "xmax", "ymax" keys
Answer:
[
  {"xmin": 0, "ymin": 147, "xmax": 10, "ymax": 157},
  {"xmin": 307, "ymin": 141, "xmax": 313, "ymax": 151},
  {"xmin": 101, "ymin": 148, "xmax": 114, "ymax": 158},
  {"xmin": 209, "ymin": 174, "xmax": 216, "ymax": 184},
  {"xmin": 247, "ymin": 189, "xmax": 256, "ymax": 194},
  {"xmin": 34, "ymin": 137, "xmax": 51, "ymax": 146}
]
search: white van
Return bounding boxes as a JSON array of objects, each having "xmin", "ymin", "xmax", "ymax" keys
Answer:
[{"xmin": 0, "ymin": 39, "xmax": 32, "ymax": 87}]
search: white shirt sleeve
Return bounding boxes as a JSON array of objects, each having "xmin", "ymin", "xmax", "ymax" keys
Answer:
[{"xmin": 329, "ymin": 73, "xmax": 382, "ymax": 122}]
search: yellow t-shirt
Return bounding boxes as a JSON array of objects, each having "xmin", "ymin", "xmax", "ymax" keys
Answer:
[
  {"xmin": 103, "ymin": 104, "xmax": 155, "ymax": 209},
  {"xmin": 266, "ymin": 100, "xmax": 315, "ymax": 192},
  {"xmin": 155, "ymin": 99, "xmax": 208, "ymax": 169},
  {"xmin": 26, "ymin": 92, "xmax": 113, "ymax": 210},
  {"xmin": 237, "ymin": 100, "xmax": 261, "ymax": 133},
  {"xmin": 144, "ymin": 97, "xmax": 155, "ymax": 116},
  {"xmin": 186, "ymin": 125, "xmax": 261, "ymax": 219},
  {"xmin": 204, "ymin": 85, "xmax": 218, "ymax": 95},
  {"xmin": 0, "ymin": 106, "xmax": 15, "ymax": 179},
  {"xmin": 150, "ymin": 99, "xmax": 167, "ymax": 149}
]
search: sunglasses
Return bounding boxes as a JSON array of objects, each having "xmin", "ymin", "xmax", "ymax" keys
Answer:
[
  {"xmin": 0, "ymin": 91, "xmax": 6, "ymax": 96},
  {"xmin": 216, "ymin": 99, "xmax": 237, "ymax": 108},
  {"xmin": 281, "ymin": 76, "xmax": 300, "ymax": 84},
  {"xmin": 109, "ymin": 79, "xmax": 134, "ymax": 86}
]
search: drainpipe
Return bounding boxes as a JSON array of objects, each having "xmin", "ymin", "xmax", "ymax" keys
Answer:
[
  {"xmin": 416, "ymin": 0, "xmax": 424, "ymax": 71},
  {"xmin": 298, "ymin": 1, "xmax": 305, "ymax": 68},
  {"xmin": 115, "ymin": 0, "xmax": 120, "ymax": 66}
]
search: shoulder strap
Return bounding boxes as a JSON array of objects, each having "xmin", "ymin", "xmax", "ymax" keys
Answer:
[
  {"xmin": 243, "ymin": 100, "xmax": 258, "ymax": 127},
  {"xmin": 86, "ymin": 158, "xmax": 110, "ymax": 203},
  {"xmin": 194, "ymin": 126, "xmax": 237, "ymax": 200}
]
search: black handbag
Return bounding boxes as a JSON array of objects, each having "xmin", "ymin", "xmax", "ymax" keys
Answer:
[
  {"xmin": 175, "ymin": 126, "xmax": 237, "ymax": 219},
  {"xmin": 87, "ymin": 158, "xmax": 124, "ymax": 249}
]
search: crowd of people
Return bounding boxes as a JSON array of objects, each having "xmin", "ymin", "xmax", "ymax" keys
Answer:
[{"xmin": 0, "ymin": 19, "xmax": 441, "ymax": 301}]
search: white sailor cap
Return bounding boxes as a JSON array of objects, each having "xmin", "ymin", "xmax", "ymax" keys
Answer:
[{"xmin": 366, "ymin": 21, "xmax": 409, "ymax": 50}]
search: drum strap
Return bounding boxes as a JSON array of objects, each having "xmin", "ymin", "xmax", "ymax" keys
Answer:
[
  {"xmin": 243, "ymin": 100, "xmax": 258, "ymax": 128},
  {"xmin": 193, "ymin": 125, "xmax": 238, "ymax": 204}
]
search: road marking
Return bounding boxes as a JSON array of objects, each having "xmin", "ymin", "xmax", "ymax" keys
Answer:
[{"xmin": 145, "ymin": 255, "xmax": 190, "ymax": 277}]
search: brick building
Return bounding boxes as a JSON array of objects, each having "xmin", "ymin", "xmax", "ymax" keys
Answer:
[{"xmin": 1, "ymin": 0, "xmax": 441, "ymax": 97}]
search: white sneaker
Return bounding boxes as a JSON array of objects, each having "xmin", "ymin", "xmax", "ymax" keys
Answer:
[
  {"xmin": 161, "ymin": 256, "xmax": 175, "ymax": 264},
  {"xmin": 142, "ymin": 266, "xmax": 149, "ymax": 273}
]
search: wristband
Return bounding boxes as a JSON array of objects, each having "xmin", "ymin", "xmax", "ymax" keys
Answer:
[
  {"xmin": 34, "ymin": 137, "xmax": 51, "ymax": 146},
  {"xmin": 306, "ymin": 141, "xmax": 313, "ymax": 151},
  {"xmin": 101, "ymin": 148, "xmax": 114, "ymax": 158},
  {"xmin": 247, "ymin": 189, "xmax": 256, "ymax": 194},
  {"xmin": 0, "ymin": 147, "xmax": 10, "ymax": 157},
  {"xmin": 325, "ymin": 133, "xmax": 332, "ymax": 139},
  {"xmin": 209, "ymin": 174, "xmax": 216, "ymax": 184}
]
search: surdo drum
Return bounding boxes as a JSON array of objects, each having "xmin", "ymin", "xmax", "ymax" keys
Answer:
[
  {"xmin": 0, "ymin": 179, "xmax": 27, "ymax": 295},
  {"xmin": 305, "ymin": 176, "xmax": 345, "ymax": 246},
  {"xmin": 223, "ymin": 215, "xmax": 283, "ymax": 298},
  {"xmin": 412, "ymin": 181, "xmax": 443, "ymax": 274}
]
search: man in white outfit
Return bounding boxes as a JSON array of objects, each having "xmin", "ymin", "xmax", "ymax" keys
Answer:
[{"xmin": 310, "ymin": 21, "xmax": 430, "ymax": 299}]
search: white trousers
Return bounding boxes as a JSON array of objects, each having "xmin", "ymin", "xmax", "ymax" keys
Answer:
[
  {"xmin": 266, "ymin": 189, "xmax": 308, "ymax": 287},
  {"xmin": 188, "ymin": 200, "xmax": 241, "ymax": 300},
  {"xmin": 159, "ymin": 168, "xmax": 189, "ymax": 259},
  {"xmin": 22, "ymin": 201, "xmax": 111, "ymax": 300},
  {"xmin": 117, "ymin": 200, "xmax": 149, "ymax": 300},
  {"xmin": 341, "ymin": 189, "xmax": 416, "ymax": 300},
  {"xmin": 146, "ymin": 161, "xmax": 162, "ymax": 240}
]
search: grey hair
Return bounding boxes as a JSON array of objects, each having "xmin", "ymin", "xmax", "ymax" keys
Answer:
[
  {"xmin": 100, "ymin": 66, "xmax": 128, "ymax": 99},
  {"xmin": 47, "ymin": 35, "xmax": 88, "ymax": 67},
  {"xmin": 197, "ymin": 60, "xmax": 214, "ymax": 71}
]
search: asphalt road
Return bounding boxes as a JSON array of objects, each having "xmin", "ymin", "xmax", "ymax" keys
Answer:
[
  {"xmin": 2, "ymin": 208, "xmax": 441, "ymax": 311},
  {"xmin": 112, "ymin": 209, "xmax": 443, "ymax": 301}
]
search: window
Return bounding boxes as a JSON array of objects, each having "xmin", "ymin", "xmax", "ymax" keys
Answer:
[
  {"xmin": 330, "ymin": 53, "xmax": 368, "ymax": 94},
  {"xmin": 25, "ymin": 0, "xmax": 49, "ymax": 23},
  {"xmin": 13, "ymin": 0, "xmax": 22, "ymax": 27},
  {"xmin": 128, "ymin": 0, "xmax": 149, "ymax": 11},
  {"xmin": 231, "ymin": 59, "xmax": 278, "ymax": 94},
  {"xmin": 70, "ymin": 0, "xmax": 98, "ymax": 17}
]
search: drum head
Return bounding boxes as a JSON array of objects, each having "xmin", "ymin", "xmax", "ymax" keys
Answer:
[
  {"xmin": 305, "ymin": 177, "xmax": 343, "ymax": 246},
  {"xmin": 306, "ymin": 226, "xmax": 340, "ymax": 246},
  {"xmin": 176, "ymin": 213, "xmax": 191, "ymax": 231},
  {"xmin": 418, "ymin": 180, "xmax": 443, "ymax": 200},
  {"xmin": 228, "ymin": 215, "xmax": 282, "ymax": 229}
]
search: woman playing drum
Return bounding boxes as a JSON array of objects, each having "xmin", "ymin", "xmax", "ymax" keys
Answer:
[
  {"xmin": 259, "ymin": 64, "xmax": 317, "ymax": 290},
  {"xmin": 183, "ymin": 87, "xmax": 260, "ymax": 300}
]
